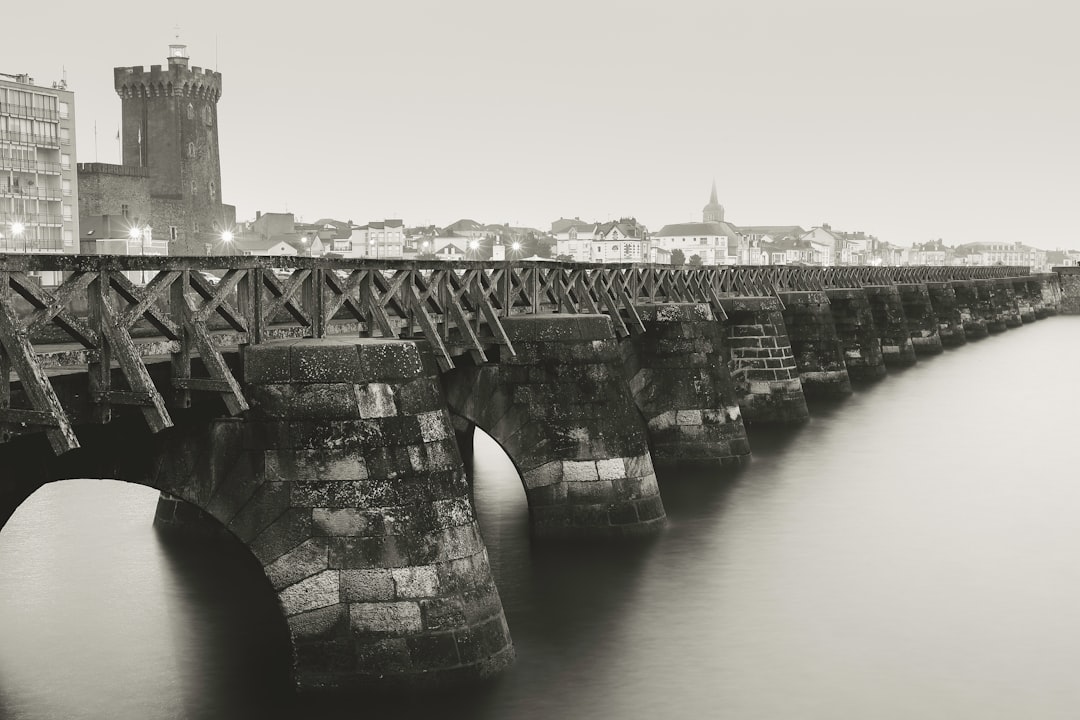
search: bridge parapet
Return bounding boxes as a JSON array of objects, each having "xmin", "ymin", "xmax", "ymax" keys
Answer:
[{"xmin": 0, "ymin": 255, "xmax": 1039, "ymax": 455}]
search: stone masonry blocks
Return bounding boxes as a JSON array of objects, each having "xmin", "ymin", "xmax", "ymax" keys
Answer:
[
  {"xmin": 441, "ymin": 314, "xmax": 666, "ymax": 537},
  {"xmin": 719, "ymin": 297, "xmax": 809, "ymax": 425},
  {"xmin": 620, "ymin": 302, "xmax": 751, "ymax": 468},
  {"xmin": 824, "ymin": 288, "xmax": 886, "ymax": 381},
  {"xmin": 777, "ymin": 291, "xmax": 852, "ymax": 398},
  {"xmin": 896, "ymin": 283, "xmax": 943, "ymax": 356},
  {"xmin": 864, "ymin": 285, "xmax": 917, "ymax": 367},
  {"xmin": 241, "ymin": 338, "xmax": 513, "ymax": 691}
]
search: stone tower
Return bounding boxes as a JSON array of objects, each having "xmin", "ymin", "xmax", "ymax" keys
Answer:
[
  {"xmin": 703, "ymin": 180, "xmax": 725, "ymax": 223},
  {"xmin": 113, "ymin": 44, "xmax": 224, "ymax": 255}
]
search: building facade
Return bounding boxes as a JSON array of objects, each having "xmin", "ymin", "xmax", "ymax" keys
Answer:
[{"xmin": 0, "ymin": 72, "xmax": 78, "ymax": 255}]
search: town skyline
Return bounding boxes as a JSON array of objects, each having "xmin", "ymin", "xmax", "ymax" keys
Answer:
[{"xmin": 8, "ymin": 0, "xmax": 1079, "ymax": 250}]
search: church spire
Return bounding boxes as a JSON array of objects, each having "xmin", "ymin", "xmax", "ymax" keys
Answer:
[{"xmin": 703, "ymin": 180, "xmax": 725, "ymax": 223}]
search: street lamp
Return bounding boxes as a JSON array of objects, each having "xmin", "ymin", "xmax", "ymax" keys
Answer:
[
  {"xmin": 11, "ymin": 222, "xmax": 25, "ymax": 252},
  {"xmin": 469, "ymin": 238, "xmax": 480, "ymax": 259}
]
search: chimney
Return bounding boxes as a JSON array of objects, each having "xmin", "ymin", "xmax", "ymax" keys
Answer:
[{"xmin": 256, "ymin": 210, "xmax": 262, "ymax": 220}]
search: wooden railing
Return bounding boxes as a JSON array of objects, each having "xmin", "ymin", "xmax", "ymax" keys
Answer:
[{"xmin": 0, "ymin": 255, "xmax": 1034, "ymax": 454}]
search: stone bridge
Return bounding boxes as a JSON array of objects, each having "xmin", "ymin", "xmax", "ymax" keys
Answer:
[{"xmin": 0, "ymin": 255, "xmax": 1071, "ymax": 691}]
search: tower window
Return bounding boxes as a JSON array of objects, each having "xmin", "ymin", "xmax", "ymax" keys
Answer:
[
  {"xmin": 209, "ymin": 181, "xmax": 216, "ymax": 200},
  {"xmin": 121, "ymin": 204, "xmax": 129, "ymax": 219},
  {"xmin": 187, "ymin": 142, "xmax": 196, "ymax": 158},
  {"xmin": 202, "ymin": 106, "xmax": 213, "ymax": 126},
  {"xmin": 187, "ymin": 103, "xmax": 194, "ymax": 120},
  {"xmin": 169, "ymin": 226, "xmax": 178, "ymax": 240}
]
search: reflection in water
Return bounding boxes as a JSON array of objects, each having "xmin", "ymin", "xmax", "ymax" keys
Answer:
[{"xmin": 1, "ymin": 318, "xmax": 1080, "ymax": 719}]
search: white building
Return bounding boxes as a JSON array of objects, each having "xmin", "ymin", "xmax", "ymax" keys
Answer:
[
  {"xmin": 650, "ymin": 222, "xmax": 739, "ymax": 265},
  {"xmin": 354, "ymin": 219, "xmax": 404, "ymax": 259}
]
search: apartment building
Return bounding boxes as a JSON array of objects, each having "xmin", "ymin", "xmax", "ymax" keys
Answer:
[{"xmin": 0, "ymin": 72, "xmax": 78, "ymax": 255}]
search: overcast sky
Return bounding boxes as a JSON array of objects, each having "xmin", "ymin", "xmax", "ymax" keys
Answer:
[{"xmin": 8, "ymin": 0, "xmax": 1079, "ymax": 247}]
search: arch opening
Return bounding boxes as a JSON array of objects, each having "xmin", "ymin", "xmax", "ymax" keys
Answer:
[{"xmin": 0, "ymin": 479, "xmax": 294, "ymax": 718}]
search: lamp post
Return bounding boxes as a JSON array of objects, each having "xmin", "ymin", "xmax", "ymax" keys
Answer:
[{"xmin": 469, "ymin": 238, "xmax": 480, "ymax": 260}]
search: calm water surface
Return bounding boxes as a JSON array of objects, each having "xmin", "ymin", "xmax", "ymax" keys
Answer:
[{"xmin": 2, "ymin": 317, "xmax": 1079, "ymax": 719}]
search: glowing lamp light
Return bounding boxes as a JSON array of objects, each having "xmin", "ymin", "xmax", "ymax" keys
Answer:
[
  {"xmin": 11, "ymin": 222, "xmax": 25, "ymax": 236},
  {"xmin": 511, "ymin": 241, "xmax": 521, "ymax": 251},
  {"xmin": 469, "ymin": 239, "xmax": 480, "ymax": 250},
  {"xmin": 128, "ymin": 227, "xmax": 142, "ymax": 240},
  {"xmin": 221, "ymin": 230, "xmax": 234, "ymax": 243}
]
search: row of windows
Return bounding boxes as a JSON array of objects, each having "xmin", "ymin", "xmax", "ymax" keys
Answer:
[
  {"xmin": 0, "ymin": 88, "xmax": 58, "ymax": 112},
  {"xmin": 0, "ymin": 116, "xmax": 58, "ymax": 138}
]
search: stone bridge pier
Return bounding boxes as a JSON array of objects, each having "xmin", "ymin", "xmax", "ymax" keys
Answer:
[
  {"xmin": 992, "ymin": 279, "xmax": 1023, "ymax": 329},
  {"xmin": 777, "ymin": 290, "xmax": 852, "ymax": 398},
  {"xmin": 241, "ymin": 338, "xmax": 514, "ymax": 690},
  {"xmin": 721, "ymin": 297, "xmax": 809, "ymax": 425},
  {"xmin": 950, "ymin": 280, "xmax": 988, "ymax": 340},
  {"xmin": 441, "ymin": 315, "xmax": 666, "ymax": 538},
  {"xmin": 619, "ymin": 303, "xmax": 750, "ymax": 469},
  {"xmin": 925, "ymin": 281, "xmax": 967, "ymax": 348},
  {"xmin": 824, "ymin": 288, "xmax": 886, "ymax": 381},
  {"xmin": 864, "ymin": 285, "xmax": 917, "ymax": 367},
  {"xmin": 896, "ymin": 282, "xmax": 943, "ymax": 355},
  {"xmin": 1012, "ymin": 278, "xmax": 1038, "ymax": 324},
  {"xmin": 974, "ymin": 279, "xmax": 1007, "ymax": 333}
]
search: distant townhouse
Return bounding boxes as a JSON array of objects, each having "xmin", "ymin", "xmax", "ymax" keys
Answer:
[
  {"xmin": 737, "ymin": 226, "xmax": 807, "ymax": 265},
  {"xmin": 354, "ymin": 219, "xmax": 405, "ymax": 259},
  {"xmin": 593, "ymin": 219, "xmax": 649, "ymax": 263},
  {"xmin": 953, "ymin": 241, "xmax": 1044, "ymax": 268},
  {"xmin": 908, "ymin": 239, "xmax": 952, "ymax": 266},
  {"xmin": 799, "ymin": 225, "xmax": 847, "ymax": 265},
  {"xmin": 553, "ymin": 219, "xmax": 599, "ymax": 261}
]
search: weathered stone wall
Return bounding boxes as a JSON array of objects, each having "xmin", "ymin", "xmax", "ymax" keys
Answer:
[
  {"xmin": 825, "ymin": 288, "xmax": 886, "ymax": 381},
  {"xmin": 974, "ymin": 279, "xmax": 1006, "ymax": 333},
  {"xmin": 896, "ymin": 283, "xmax": 943, "ymax": 355},
  {"xmin": 992, "ymin": 279, "xmax": 1023, "ymax": 328},
  {"xmin": 620, "ymin": 303, "xmax": 750, "ymax": 468},
  {"xmin": 1040, "ymin": 272, "xmax": 1065, "ymax": 315},
  {"xmin": 721, "ymin": 297, "xmax": 809, "ymax": 424},
  {"xmin": 242, "ymin": 338, "xmax": 513, "ymax": 690},
  {"xmin": 1050, "ymin": 268, "xmax": 1080, "ymax": 314},
  {"xmin": 1012, "ymin": 279, "xmax": 1037, "ymax": 324},
  {"xmin": 777, "ymin": 290, "xmax": 852, "ymax": 397},
  {"xmin": 951, "ymin": 280, "xmax": 988, "ymax": 340},
  {"xmin": 864, "ymin": 285, "xmax": 917, "ymax": 367},
  {"xmin": 925, "ymin": 282, "xmax": 967, "ymax": 348},
  {"xmin": 441, "ymin": 315, "xmax": 666, "ymax": 537}
]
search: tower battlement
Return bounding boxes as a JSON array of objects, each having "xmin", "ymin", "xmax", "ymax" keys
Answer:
[{"xmin": 113, "ymin": 64, "xmax": 222, "ymax": 102}]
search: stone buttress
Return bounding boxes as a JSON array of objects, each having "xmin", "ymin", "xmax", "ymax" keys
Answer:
[
  {"xmin": 1040, "ymin": 271, "xmax": 1066, "ymax": 315},
  {"xmin": 863, "ymin": 285, "xmax": 917, "ymax": 367},
  {"xmin": 620, "ymin": 303, "xmax": 750, "ymax": 468},
  {"xmin": 776, "ymin": 290, "xmax": 852, "ymax": 397},
  {"xmin": 974, "ymin": 279, "xmax": 1006, "ymax": 333},
  {"xmin": 992, "ymin": 278, "xmax": 1023, "ymax": 329},
  {"xmin": 824, "ymin": 287, "xmax": 886, "ymax": 381},
  {"xmin": 721, "ymin": 296, "xmax": 809, "ymax": 424},
  {"xmin": 241, "ymin": 338, "xmax": 513, "ymax": 690},
  {"xmin": 950, "ymin": 280, "xmax": 988, "ymax": 340},
  {"xmin": 1011, "ymin": 278, "xmax": 1037, "ymax": 323},
  {"xmin": 896, "ymin": 282, "xmax": 943, "ymax": 355},
  {"xmin": 924, "ymin": 282, "xmax": 967, "ymax": 348},
  {"xmin": 441, "ymin": 314, "xmax": 666, "ymax": 537}
]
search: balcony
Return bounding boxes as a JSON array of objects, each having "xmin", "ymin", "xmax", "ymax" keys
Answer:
[
  {"xmin": 0, "ymin": 102, "xmax": 59, "ymax": 122},
  {"xmin": 0, "ymin": 186, "xmax": 63, "ymax": 201},
  {"xmin": 0, "ymin": 130, "xmax": 60, "ymax": 148},
  {"xmin": 0, "ymin": 158, "xmax": 62, "ymax": 174}
]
